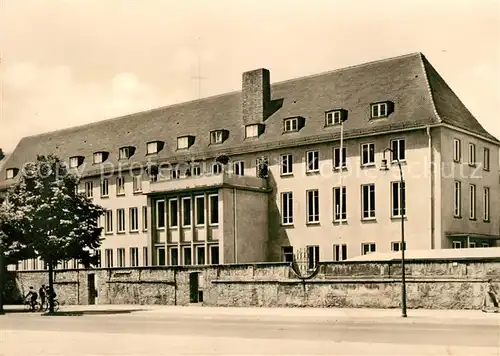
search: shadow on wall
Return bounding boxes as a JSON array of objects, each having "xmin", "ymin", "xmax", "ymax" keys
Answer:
[
  {"xmin": 267, "ymin": 170, "xmax": 291, "ymax": 262},
  {"xmin": 4, "ymin": 271, "xmax": 23, "ymax": 304}
]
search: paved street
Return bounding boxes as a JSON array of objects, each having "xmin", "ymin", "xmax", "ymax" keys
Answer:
[{"xmin": 0, "ymin": 305, "xmax": 499, "ymax": 355}]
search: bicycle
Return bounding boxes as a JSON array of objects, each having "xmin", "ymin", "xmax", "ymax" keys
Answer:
[
  {"xmin": 40, "ymin": 299, "xmax": 60, "ymax": 312},
  {"xmin": 24, "ymin": 299, "xmax": 41, "ymax": 312}
]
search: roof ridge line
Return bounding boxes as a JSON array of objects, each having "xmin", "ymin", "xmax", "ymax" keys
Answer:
[
  {"xmin": 418, "ymin": 53, "xmax": 443, "ymax": 124},
  {"xmin": 12, "ymin": 52, "xmax": 425, "ymax": 142}
]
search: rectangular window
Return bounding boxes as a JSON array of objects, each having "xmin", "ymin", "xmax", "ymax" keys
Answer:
[
  {"xmin": 233, "ymin": 161, "xmax": 244, "ymax": 176},
  {"xmin": 468, "ymin": 143, "xmax": 476, "ymax": 166},
  {"xmin": 129, "ymin": 207, "xmax": 139, "ymax": 232},
  {"xmin": 100, "ymin": 179, "xmax": 109, "ymax": 197},
  {"xmin": 210, "ymin": 131, "xmax": 223, "ymax": 144},
  {"xmin": 306, "ymin": 150, "xmax": 319, "ymax": 172},
  {"xmin": 483, "ymin": 187, "xmax": 490, "ymax": 221},
  {"xmin": 133, "ymin": 175, "xmax": 142, "ymax": 193},
  {"xmin": 105, "ymin": 249, "xmax": 113, "ymax": 268},
  {"xmin": 371, "ymin": 103, "xmax": 387, "ymax": 118},
  {"xmin": 281, "ymin": 192, "xmax": 294, "ymax": 225},
  {"xmin": 93, "ymin": 152, "xmax": 103, "ymax": 164},
  {"xmin": 170, "ymin": 168, "xmax": 181, "ymax": 179},
  {"xmin": 483, "ymin": 148, "xmax": 490, "ymax": 171},
  {"xmin": 210, "ymin": 245, "xmax": 219, "ymax": 265},
  {"xmin": 362, "ymin": 243, "xmax": 376, "ymax": 255},
  {"xmin": 256, "ymin": 157, "xmax": 269, "ymax": 178},
  {"xmin": 453, "ymin": 139, "xmax": 461, "ymax": 162},
  {"xmin": 117, "ymin": 248, "xmax": 125, "ymax": 267},
  {"xmin": 183, "ymin": 247, "xmax": 192, "ymax": 265},
  {"xmin": 245, "ymin": 124, "xmax": 259, "ymax": 138},
  {"xmin": 307, "ymin": 245, "xmax": 320, "ymax": 270},
  {"xmin": 391, "ymin": 242, "xmax": 406, "ymax": 252},
  {"xmin": 280, "ymin": 154, "xmax": 293, "ymax": 175},
  {"xmin": 192, "ymin": 164, "xmax": 202, "ymax": 176},
  {"xmin": 147, "ymin": 142, "xmax": 158, "ymax": 155},
  {"xmin": 157, "ymin": 247, "xmax": 165, "ymax": 266},
  {"xmin": 142, "ymin": 206, "xmax": 148, "ymax": 231},
  {"xmin": 469, "ymin": 242, "xmax": 476, "ymax": 248},
  {"xmin": 116, "ymin": 176, "xmax": 125, "ymax": 195},
  {"xmin": 196, "ymin": 246, "xmax": 205, "ymax": 265},
  {"xmin": 282, "ymin": 246, "xmax": 294, "ymax": 263},
  {"xmin": 284, "ymin": 118, "xmax": 299, "ymax": 132},
  {"xmin": 85, "ymin": 181, "xmax": 93, "ymax": 198},
  {"xmin": 142, "ymin": 247, "xmax": 148, "ymax": 266},
  {"xmin": 306, "ymin": 189, "xmax": 320, "ymax": 223},
  {"xmin": 156, "ymin": 200, "xmax": 165, "ymax": 228},
  {"xmin": 453, "ymin": 241, "xmax": 462, "ymax": 249},
  {"xmin": 6, "ymin": 169, "xmax": 14, "ymax": 179},
  {"xmin": 333, "ymin": 147, "xmax": 347, "ymax": 169},
  {"xmin": 212, "ymin": 163, "xmax": 222, "ymax": 175},
  {"xmin": 169, "ymin": 199, "xmax": 178, "ymax": 227},
  {"xmin": 482, "ymin": 243, "xmax": 490, "ymax": 248},
  {"xmin": 105, "ymin": 210, "xmax": 113, "ymax": 233},
  {"xmin": 362, "ymin": 184, "xmax": 376, "ymax": 219},
  {"xmin": 177, "ymin": 136, "xmax": 189, "ymax": 149},
  {"xmin": 182, "ymin": 197, "xmax": 192, "ymax": 227},
  {"xmin": 195, "ymin": 196, "xmax": 205, "ymax": 225},
  {"xmin": 454, "ymin": 181, "xmax": 462, "ymax": 217},
  {"xmin": 333, "ymin": 244, "xmax": 348, "ymax": 261},
  {"xmin": 209, "ymin": 194, "xmax": 219, "ymax": 225},
  {"xmin": 117, "ymin": 209, "xmax": 126, "ymax": 233},
  {"xmin": 361, "ymin": 143, "xmax": 375, "ymax": 165},
  {"xmin": 469, "ymin": 184, "xmax": 476, "ymax": 219},
  {"xmin": 333, "ymin": 187, "xmax": 347, "ymax": 221},
  {"xmin": 119, "ymin": 147, "xmax": 131, "ymax": 160},
  {"xmin": 391, "ymin": 181, "xmax": 406, "ymax": 217},
  {"xmin": 69, "ymin": 157, "xmax": 79, "ymax": 168},
  {"xmin": 390, "ymin": 139, "xmax": 406, "ymax": 162},
  {"xmin": 169, "ymin": 247, "xmax": 179, "ymax": 266},
  {"xmin": 130, "ymin": 247, "xmax": 139, "ymax": 267},
  {"xmin": 325, "ymin": 110, "xmax": 342, "ymax": 126}
]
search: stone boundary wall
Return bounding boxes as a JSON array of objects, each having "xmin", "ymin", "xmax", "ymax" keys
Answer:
[{"xmin": 7, "ymin": 258, "xmax": 500, "ymax": 310}]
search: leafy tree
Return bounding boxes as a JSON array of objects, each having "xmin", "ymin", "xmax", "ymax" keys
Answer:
[
  {"xmin": 7, "ymin": 155, "xmax": 105, "ymax": 313},
  {"xmin": 0, "ymin": 197, "xmax": 33, "ymax": 313}
]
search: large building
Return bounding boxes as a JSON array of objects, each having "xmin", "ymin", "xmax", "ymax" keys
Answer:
[{"xmin": 1, "ymin": 52, "xmax": 499, "ymax": 271}]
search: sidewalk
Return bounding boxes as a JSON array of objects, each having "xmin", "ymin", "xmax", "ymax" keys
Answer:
[{"xmin": 5, "ymin": 303, "xmax": 499, "ymax": 322}]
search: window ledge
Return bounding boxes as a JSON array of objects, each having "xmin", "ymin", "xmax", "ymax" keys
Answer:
[
  {"xmin": 104, "ymin": 232, "xmax": 114, "ymax": 235},
  {"xmin": 483, "ymin": 219, "xmax": 490, "ymax": 223},
  {"xmin": 116, "ymin": 193, "xmax": 126, "ymax": 197},
  {"xmin": 390, "ymin": 216, "xmax": 408, "ymax": 221},
  {"xmin": 168, "ymin": 226, "xmax": 179, "ymax": 230},
  {"xmin": 281, "ymin": 223, "xmax": 294, "ymax": 228},
  {"xmin": 129, "ymin": 230, "xmax": 139, "ymax": 234},
  {"xmin": 483, "ymin": 168, "xmax": 490, "ymax": 172},
  {"xmin": 305, "ymin": 170, "xmax": 320, "ymax": 175},
  {"xmin": 391, "ymin": 160, "xmax": 407, "ymax": 165},
  {"xmin": 156, "ymin": 227, "xmax": 166, "ymax": 231},
  {"xmin": 360, "ymin": 164, "xmax": 376, "ymax": 169},
  {"xmin": 333, "ymin": 167, "xmax": 348, "ymax": 172},
  {"xmin": 100, "ymin": 195, "xmax": 109, "ymax": 199},
  {"xmin": 280, "ymin": 173, "xmax": 294, "ymax": 177},
  {"xmin": 117, "ymin": 231, "xmax": 126, "ymax": 235},
  {"xmin": 361, "ymin": 218, "xmax": 377, "ymax": 223},
  {"xmin": 454, "ymin": 215, "xmax": 462, "ymax": 219},
  {"xmin": 468, "ymin": 163, "xmax": 476, "ymax": 167},
  {"xmin": 306, "ymin": 221, "xmax": 320, "ymax": 226},
  {"xmin": 208, "ymin": 224, "xmax": 220, "ymax": 227},
  {"xmin": 133, "ymin": 191, "xmax": 143, "ymax": 195},
  {"xmin": 332, "ymin": 220, "xmax": 348, "ymax": 225},
  {"xmin": 453, "ymin": 160, "xmax": 461, "ymax": 164},
  {"xmin": 469, "ymin": 218, "xmax": 477, "ymax": 221}
]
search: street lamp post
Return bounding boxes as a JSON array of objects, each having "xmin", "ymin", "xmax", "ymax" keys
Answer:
[{"xmin": 381, "ymin": 148, "xmax": 407, "ymax": 318}]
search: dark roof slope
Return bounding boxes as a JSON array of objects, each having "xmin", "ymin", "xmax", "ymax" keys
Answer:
[{"xmin": 0, "ymin": 52, "xmax": 497, "ymax": 187}]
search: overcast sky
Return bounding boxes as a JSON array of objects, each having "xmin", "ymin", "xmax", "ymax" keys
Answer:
[{"xmin": 0, "ymin": 0, "xmax": 498, "ymax": 152}]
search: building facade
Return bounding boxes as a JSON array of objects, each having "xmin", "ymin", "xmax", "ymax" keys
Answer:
[{"xmin": 1, "ymin": 52, "xmax": 499, "ymax": 271}]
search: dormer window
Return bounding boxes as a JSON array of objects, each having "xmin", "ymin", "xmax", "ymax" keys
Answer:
[
  {"xmin": 371, "ymin": 102, "xmax": 394, "ymax": 119},
  {"xmin": 69, "ymin": 156, "xmax": 83, "ymax": 168},
  {"xmin": 119, "ymin": 146, "xmax": 135, "ymax": 160},
  {"xmin": 210, "ymin": 130, "xmax": 228, "ymax": 144},
  {"xmin": 284, "ymin": 118, "xmax": 298, "ymax": 132},
  {"xmin": 5, "ymin": 168, "xmax": 18, "ymax": 179},
  {"xmin": 245, "ymin": 124, "xmax": 264, "ymax": 138},
  {"xmin": 325, "ymin": 109, "xmax": 348, "ymax": 126},
  {"xmin": 211, "ymin": 131, "xmax": 223, "ymax": 144},
  {"xmin": 177, "ymin": 135, "xmax": 195, "ymax": 150},
  {"xmin": 93, "ymin": 151, "xmax": 109, "ymax": 164},
  {"xmin": 146, "ymin": 141, "xmax": 164, "ymax": 155}
]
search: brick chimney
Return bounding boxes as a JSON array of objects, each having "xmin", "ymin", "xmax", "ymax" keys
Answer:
[{"xmin": 242, "ymin": 68, "xmax": 271, "ymax": 125}]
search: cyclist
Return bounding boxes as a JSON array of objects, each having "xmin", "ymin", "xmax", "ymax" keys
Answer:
[
  {"xmin": 39, "ymin": 285, "xmax": 46, "ymax": 309},
  {"xmin": 25, "ymin": 286, "xmax": 38, "ymax": 311}
]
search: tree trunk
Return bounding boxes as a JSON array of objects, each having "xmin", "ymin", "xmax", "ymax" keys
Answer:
[
  {"xmin": 48, "ymin": 262, "xmax": 54, "ymax": 314},
  {"xmin": 0, "ymin": 250, "xmax": 5, "ymax": 315}
]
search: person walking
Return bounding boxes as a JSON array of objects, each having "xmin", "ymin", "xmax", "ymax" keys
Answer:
[{"xmin": 482, "ymin": 279, "xmax": 498, "ymax": 313}]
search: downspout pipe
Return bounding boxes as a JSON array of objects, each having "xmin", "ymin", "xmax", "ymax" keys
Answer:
[{"xmin": 426, "ymin": 126, "xmax": 435, "ymax": 249}]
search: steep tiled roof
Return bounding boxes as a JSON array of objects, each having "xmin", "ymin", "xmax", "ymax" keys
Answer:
[{"xmin": 1, "ymin": 52, "xmax": 498, "ymax": 188}]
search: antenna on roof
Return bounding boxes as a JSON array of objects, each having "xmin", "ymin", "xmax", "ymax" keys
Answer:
[{"xmin": 191, "ymin": 36, "xmax": 206, "ymax": 101}]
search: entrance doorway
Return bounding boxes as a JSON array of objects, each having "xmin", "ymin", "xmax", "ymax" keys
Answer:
[
  {"xmin": 189, "ymin": 272, "xmax": 199, "ymax": 303},
  {"xmin": 88, "ymin": 274, "xmax": 97, "ymax": 305}
]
